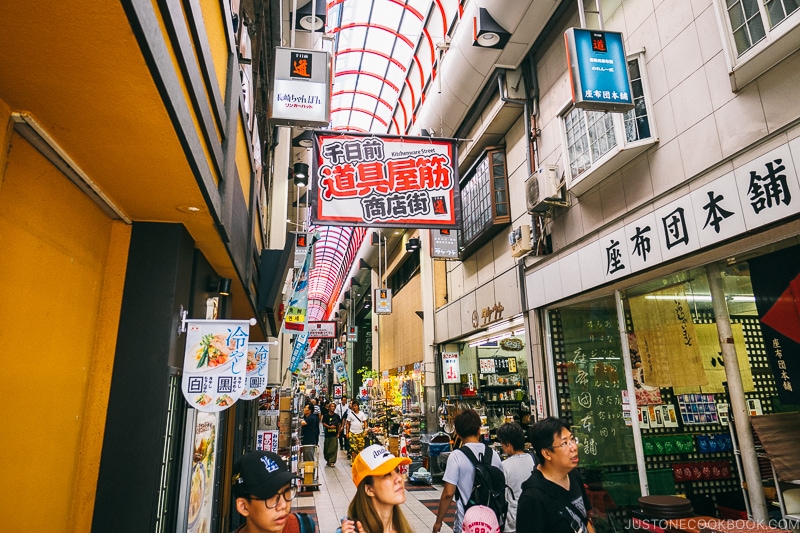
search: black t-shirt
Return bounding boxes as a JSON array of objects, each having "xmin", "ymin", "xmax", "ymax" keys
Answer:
[
  {"xmin": 301, "ymin": 413, "xmax": 319, "ymax": 445},
  {"xmin": 322, "ymin": 412, "xmax": 341, "ymax": 436},
  {"xmin": 517, "ymin": 469, "xmax": 591, "ymax": 533}
]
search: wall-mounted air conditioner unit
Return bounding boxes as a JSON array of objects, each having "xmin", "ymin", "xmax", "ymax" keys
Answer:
[
  {"xmin": 526, "ymin": 165, "xmax": 561, "ymax": 213},
  {"xmin": 509, "ymin": 224, "xmax": 532, "ymax": 257}
]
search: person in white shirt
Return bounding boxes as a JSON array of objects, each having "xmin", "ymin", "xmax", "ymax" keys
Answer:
[
  {"xmin": 335, "ymin": 396, "xmax": 350, "ymax": 452},
  {"xmin": 346, "ymin": 400, "xmax": 369, "ymax": 458},
  {"xmin": 497, "ymin": 422, "xmax": 536, "ymax": 533}
]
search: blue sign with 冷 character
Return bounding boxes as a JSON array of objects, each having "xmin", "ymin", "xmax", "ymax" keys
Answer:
[{"xmin": 565, "ymin": 28, "xmax": 634, "ymax": 112}]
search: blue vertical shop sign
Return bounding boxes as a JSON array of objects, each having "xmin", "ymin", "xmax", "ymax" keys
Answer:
[{"xmin": 564, "ymin": 28, "xmax": 634, "ymax": 112}]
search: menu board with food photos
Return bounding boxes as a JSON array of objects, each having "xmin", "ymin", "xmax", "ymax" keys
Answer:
[
  {"xmin": 560, "ymin": 307, "xmax": 636, "ymax": 466},
  {"xmin": 188, "ymin": 411, "xmax": 218, "ymax": 533},
  {"xmin": 182, "ymin": 319, "xmax": 250, "ymax": 411}
]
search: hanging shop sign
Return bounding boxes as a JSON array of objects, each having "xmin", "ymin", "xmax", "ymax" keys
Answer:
[
  {"xmin": 749, "ymin": 245, "xmax": 800, "ymax": 404},
  {"xmin": 527, "ymin": 140, "xmax": 800, "ymax": 309},
  {"xmin": 347, "ymin": 326, "xmax": 358, "ymax": 342},
  {"xmin": 182, "ymin": 319, "xmax": 250, "ymax": 412},
  {"xmin": 310, "ymin": 131, "xmax": 461, "ymax": 228},
  {"xmin": 442, "ymin": 352, "xmax": 461, "ymax": 383},
  {"xmin": 564, "ymin": 28, "xmax": 634, "ymax": 113},
  {"xmin": 375, "ymin": 288, "xmax": 392, "ymax": 314},
  {"xmin": 307, "ymin": 321, "xmax": 336, "ymax": 339},
  {"xmin": 242, "ymin": 343, "xmax": 269, "ymax": 399},
  {"xmin": 478, "ymin": 358, "xmax": 496, "ymax": 374},
  {"xmin": 270, "ymin": 48, "xmax": 330, "ymax": 127},
  {"xmin": 333, "ymin": 384, "xmax": 343, "ymax": 399},
  {"xmin": 293, "ymin": 232, "xmax": 309, "ymax": 269},
  {"xmin": 499, "ymin": 337, "xmax": 524, "ymax": 351},
  {"xmin": 431, "ymin": 228, "xmax": 459, "ymax": 259}
]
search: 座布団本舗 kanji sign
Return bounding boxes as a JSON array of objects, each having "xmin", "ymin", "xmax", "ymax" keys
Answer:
[{"xmin": 310, "ymin": 131, "xmax": 461, "ymax": 228}]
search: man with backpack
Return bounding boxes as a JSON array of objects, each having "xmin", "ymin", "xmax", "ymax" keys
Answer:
[{"xmin": 433, "ymin": 408, "xmax": 506, "ymax": 533}]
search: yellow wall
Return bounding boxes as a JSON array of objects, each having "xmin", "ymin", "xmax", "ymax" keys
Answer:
[
  {"xmin": 378, "ymin": 274, "xmax": 424, "ymax": 369},
  {"xmin": 0, "ymin": 130, "xmax": 130, "ymax": 530}
]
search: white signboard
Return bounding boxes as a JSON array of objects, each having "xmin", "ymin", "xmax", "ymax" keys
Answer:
[
  {"xmin": 442, "ymin": 352, "xmax": 461, "ymax": 383},
  {"xmin": 270, "ymin": 48, "xmax": 330, "ymax": 127},
  {"xmin": 347, "ymin": 326, "xmax": 358, "ymax": 342},
  {"xmin": 242, "ymin": 343, "xmax": 269, "ymax": 399},
  {"xmin": 182, "ymin": 319, "xmax": 250, "ymax": 412},
  {"xmin": 310, "ymin": 131, "xmax": 460, "ymax": 228},
  {"xmin": 375, "ymin": 288, "xmax": 392, "ymax": 314},
  {"xmin": 307, "ymin": 321, "xmax": 336, "ymax": 338}
]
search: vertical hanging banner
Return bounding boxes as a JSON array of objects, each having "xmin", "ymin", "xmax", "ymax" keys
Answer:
[
  {"xmin": 289, "ymin": 332, "xmax": 310, "ymax": 375},
  {"xmin": 242, "ymin": 343, "xmax": 270, "ymax": 399},
  {"xmin": 182, "ymin": 320, "xmax": 250, "ymax": 412},
  {"xmin": 310, "ymin": 131, "xmax": 461, "ymax": 228},
  {"xmin": 331, "ymin": 350, "xmax": 348, "ymax": 383},
  {"xmin": 282, "ymin": 237, "xmax": 313, "ymax": 334}
]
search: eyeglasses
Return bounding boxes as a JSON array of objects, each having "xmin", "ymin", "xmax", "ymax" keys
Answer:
[
  {"xmin": 259, "ymin": 485, "xmax": 297, "ymax": 509},
  {"xmin": 549, "ymin": 436, "xmax": 579, "ymax": 451}
]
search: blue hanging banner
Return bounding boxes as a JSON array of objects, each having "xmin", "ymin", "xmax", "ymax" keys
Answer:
[{"xmin": 289, "ymin": 332, "xmax": 310, "ymax": 375}]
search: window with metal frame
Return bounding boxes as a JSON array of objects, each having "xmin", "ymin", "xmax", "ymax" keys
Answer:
[
  {"xmin": 457, "ymin": 148, "xmax": 510, "ymax": 257},
  {"xmin": 563, "ymin": 57, "xmax": 653, "ymax": 183},
  {"xmin": 725, "ymin": 0, "xmax": 799, "ymax": 56}
]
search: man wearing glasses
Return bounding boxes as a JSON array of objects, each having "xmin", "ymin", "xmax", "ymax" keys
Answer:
[
  {"xmin": 231, "ymin": 450, "xmax": 315, "ymax": 533},
  {"xmin": 516, "ymin": 417, "xmax": 593, "ymax": 533}
]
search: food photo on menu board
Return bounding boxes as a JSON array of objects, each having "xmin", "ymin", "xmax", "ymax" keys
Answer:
[
  {"xmin": 188, "ymin": 412, "xmax": 218, "ymax": 533},
  {"xmin": 181, "ymin": 320, "xmax": 250, "ymax": 412}
]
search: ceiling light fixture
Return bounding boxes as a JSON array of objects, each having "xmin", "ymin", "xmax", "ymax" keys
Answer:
[
  {"xmin": 405, "ymin": 237, "xmax": 421, "ymax": 252},
  {"xmin": 293, "ymin": 0, "xmax": 326, "ymax": 31},
  {"xmin": 472, "ymin": 8, "xmax": 511, "ymax": 49},
  {"xmin": 292, "ymin": 162, "xmax": 309, "ymax": 187},
  {"xmin": 292, "ymin": 130, "xmax": 314, "ymax": 148}
]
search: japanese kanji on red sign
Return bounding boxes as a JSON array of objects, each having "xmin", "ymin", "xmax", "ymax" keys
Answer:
[{"xmin": 310, "ymin": 131, "xmax": 461, "ymax": 228}]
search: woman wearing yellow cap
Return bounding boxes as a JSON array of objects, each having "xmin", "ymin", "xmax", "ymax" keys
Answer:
[{"xmin": 339, "ymin": 444, "xmax": 414, "ymax": 533}]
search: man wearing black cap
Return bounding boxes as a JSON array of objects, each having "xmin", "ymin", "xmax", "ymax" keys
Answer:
[{"xmin": 231, "ymin": 451, "xmax": 314, "ymax": 533}]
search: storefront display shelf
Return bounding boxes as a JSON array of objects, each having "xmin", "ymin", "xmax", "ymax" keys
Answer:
[
  {"xmin": 484, "ymin": 400, "xmax": 525, "ymax": 405},
  {"xmin": 480, "ymin": 385, "xmax": 521, "ymax": 390}
]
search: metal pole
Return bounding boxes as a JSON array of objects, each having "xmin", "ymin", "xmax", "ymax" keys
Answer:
[
  {"xmin": 615, "ymin": 291, "xmax": 648, "ymax": 496},
  {"xmin": 706, "ymin": 262, "xmax": 769, "ymax": 522}
]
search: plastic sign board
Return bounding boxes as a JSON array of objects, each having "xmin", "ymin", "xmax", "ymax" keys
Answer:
[
  {"xmin": 375, "ymin": 288, "xmax": 392, "ymax": 314},
  {"xmin": 442, "ymin": 352, "xmax": 460, "ymax": 383},
  {"xmin": 310, "ymin": 131, "xmax": 461, "ymax": 228},
  {"xmin": 307, "ymin": 321, "xmax": 336, "ymax": 338},
  {"xmin": 270, "ymin": 48, "xmax": 331, "ymax": 127},
  {"xmin": 333, "ymin": 384, "xmax": 343, "ymax": 399},
  {"xmin": 564, "ymin": 28, "xmax": 634, "ymax": 112},
  {"xmin": 293, "ymin": 232, "xmax": 309, "ymax": 269},
  {"xmin": 431, "ymin": 228, "xmax": 459, "ymax": 259},
  {"xmin": 347, "ymin": 326, "xmax": 358, "ymax": 342}
]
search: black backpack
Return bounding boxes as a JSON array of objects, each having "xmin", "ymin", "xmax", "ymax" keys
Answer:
[{"xmin": 457, "ymin": 445, "xmax": 509, "ymax": 530}]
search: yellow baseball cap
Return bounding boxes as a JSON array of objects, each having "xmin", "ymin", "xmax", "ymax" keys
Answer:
[{"xmin": 351, "ymin": 444, "xmax": 411, "ymax": 487}]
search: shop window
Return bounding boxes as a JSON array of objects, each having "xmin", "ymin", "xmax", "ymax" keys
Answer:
[
  {"xmin": 387, "ymin": 248, "xmax": 420, "ymax": 295},
  {"xmin": 457, "ymin": 147, "xmax": 510, "ymax": 258},
  {"xmin": 718, "ymin": 0, "xmax": 800, "ymax": 88},
  {"xmin": 561, "ymin": 55, "xmax": 656, "ymax": 197}
]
